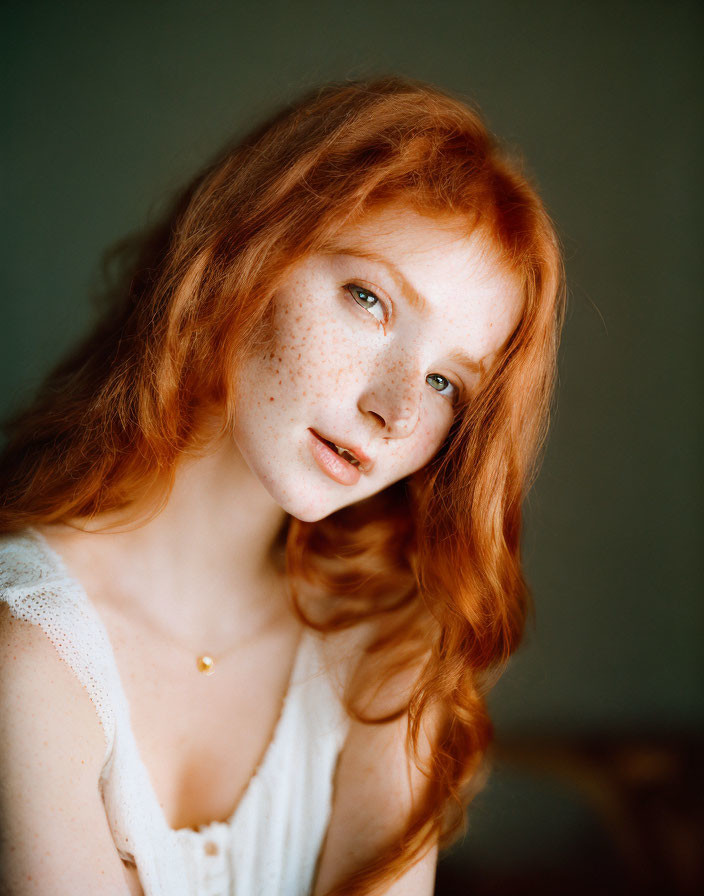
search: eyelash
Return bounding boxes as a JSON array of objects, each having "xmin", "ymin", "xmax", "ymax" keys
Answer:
[{"xmin": 343, "ymin": 283, "xmax": 461, "ymax": 405}]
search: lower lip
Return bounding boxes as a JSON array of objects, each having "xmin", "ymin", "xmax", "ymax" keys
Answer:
[{"xmin": 307, "ymin": 429, "xmax": 362, "ymax": 486}]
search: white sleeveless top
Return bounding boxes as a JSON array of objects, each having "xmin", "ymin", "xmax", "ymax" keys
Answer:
[{"xmin": 0, "ymin": 529, "xmax": 351, "ymax": 896}]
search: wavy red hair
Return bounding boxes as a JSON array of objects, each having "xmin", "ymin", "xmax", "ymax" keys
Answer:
[{"xmin": 0, "ymin": 77, "xmax": 564, "ymax": 893}]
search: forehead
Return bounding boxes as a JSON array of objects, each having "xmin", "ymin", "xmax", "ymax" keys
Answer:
[{"xmin": 334, "ymin": 201, "xmax": 474, "ymax": 252}]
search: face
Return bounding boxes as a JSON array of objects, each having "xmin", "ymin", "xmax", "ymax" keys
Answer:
[{"xmin": 232, "ymin": 202, "xmax": 523, "ymax": 522}]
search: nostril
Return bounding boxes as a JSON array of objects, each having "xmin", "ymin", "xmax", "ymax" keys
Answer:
[{"xmin": 368, "ymin": 411, "xmax": 385, "ymax": 427}]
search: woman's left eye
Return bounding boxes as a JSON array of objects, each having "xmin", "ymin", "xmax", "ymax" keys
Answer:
[
  {"xmin": 426, "ymin": 373, "xmax": 459, "ymax": 403},
  {"xmin": 345, "ymin": 284, "xmax": 386, "ymax": 323}
]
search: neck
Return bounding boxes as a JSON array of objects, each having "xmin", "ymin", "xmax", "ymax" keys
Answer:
[{"xmin": 56, "ymin": 429, "xmax": 292, "ymax": 650}]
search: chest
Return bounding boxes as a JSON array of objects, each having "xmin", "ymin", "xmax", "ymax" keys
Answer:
[{"xmin": 99, "ymin": 603, "xmax": 302, "ymax": 831}]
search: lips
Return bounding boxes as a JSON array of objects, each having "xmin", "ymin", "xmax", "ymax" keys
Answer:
[
  {"xmin": 307, "ymin": 428, "xmax": 372, "ymax": 486},
  {"xmin": 315, "ymin": 430, "xmax": 373, "ymax": 472},
  {"xmin": 319, "ymin": 437, "xmax": 361, "ymax": 468}
]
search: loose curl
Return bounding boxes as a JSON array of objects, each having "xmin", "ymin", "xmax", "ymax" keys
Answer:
[{"xmin": 0, "ymin": 77, "xmax": 565, "ymax": 893}]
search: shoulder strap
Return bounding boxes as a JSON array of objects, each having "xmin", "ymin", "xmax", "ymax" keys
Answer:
[
  {"xmin": 0, "ymin": 529, "xmax": 199, "ymax": 893},
  {"xmin": 0, "ymin": 529, "xmax": 117, "ymax": 767}
]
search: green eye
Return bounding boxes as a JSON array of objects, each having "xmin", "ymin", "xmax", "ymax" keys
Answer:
[
  {"xmin": 350, "ymin": 286, "xmax": 376, "ymax": 308},
  {"xmin": 426, "ymin": 373, "xmax": 458, "ymax": 403},
  {"xmin": 345, "ymin": 284, "xmax": 385, "ymax": 323}
]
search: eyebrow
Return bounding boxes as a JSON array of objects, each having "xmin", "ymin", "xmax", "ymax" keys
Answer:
[{"xmin": 321, "ymin": 242, "xmax": 485, "ymax": 377}]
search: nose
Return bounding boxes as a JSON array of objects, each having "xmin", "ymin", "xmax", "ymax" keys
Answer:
[{"xmin": 356, "ymin": 375, "xmax": 421, "ymax": 439}]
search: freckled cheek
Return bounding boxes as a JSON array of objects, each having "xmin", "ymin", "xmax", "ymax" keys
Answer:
[{"xmin": 272, "ymin": 323, "xmax": 363, "ymax": 392}]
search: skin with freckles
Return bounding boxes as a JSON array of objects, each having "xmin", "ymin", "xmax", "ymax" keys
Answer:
[{"xmin": 233, "ymin": 202, "xmax": 524, "ymax": 522}]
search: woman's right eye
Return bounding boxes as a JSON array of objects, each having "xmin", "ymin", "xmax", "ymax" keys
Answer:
[{"xmin": 344, "ymin": 284, "xmax": 386, "ymax": 324}]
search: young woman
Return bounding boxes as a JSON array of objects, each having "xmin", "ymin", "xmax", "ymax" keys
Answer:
[{"xmin": 0, "ymin": 77, "xmax": 564, "ymax": 895}]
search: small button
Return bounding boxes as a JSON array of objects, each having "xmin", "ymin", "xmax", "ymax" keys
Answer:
[{"xmin": 204, "ymin": 840, "xmax": 219, "ymax": 856}]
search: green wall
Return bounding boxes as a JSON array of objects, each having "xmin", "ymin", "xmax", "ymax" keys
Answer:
[{"xmin": 3, "ymin": 0, "xmax": 702, "ymax": 886}]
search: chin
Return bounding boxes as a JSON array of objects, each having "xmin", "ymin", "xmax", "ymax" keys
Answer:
[
  {"xmin": 251, "ymin": 471, "xmax": 333, "ymax": 523},
  {"xmin": 279, "ymin": 490, "xmax": 346, "ymax": 524},
  {"xmin": 278, "ymin": 476, "xmax": 379, "ymax": 523},
  {"xmin": 289, "ymin": 507, "xmax": 334, "ymax": 523},
  {"xmin": 240, "ymin": 441, "xmax": 378, "ymax": 523}
]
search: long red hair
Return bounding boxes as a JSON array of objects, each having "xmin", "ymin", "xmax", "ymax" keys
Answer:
[{"xmin": 0, "ymin": 77, "xmax": 564, "ymax": 893}]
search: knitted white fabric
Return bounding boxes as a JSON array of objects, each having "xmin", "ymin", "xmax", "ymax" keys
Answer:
[{"xmin": 0, "ymin": 529, "xmax": 350, "ymax": 896}]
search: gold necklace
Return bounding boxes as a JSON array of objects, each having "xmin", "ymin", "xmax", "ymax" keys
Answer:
[
  {"xmin": 127, "ymin": 612, "xmax": 254, "ymax": 676},
  {"xmin": 196, "ymin": 654, "xmax": 216, "ymax": 675},
  {"xmin": 126, "ymin": 595, "xmax": 293, "ymax": 676}
]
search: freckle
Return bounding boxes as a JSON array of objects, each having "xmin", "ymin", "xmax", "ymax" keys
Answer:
[
  {"xmin": 297, "ymin": 353, "xmax": 301, "ymax": 360},
  {"xmin": 269, "ymin": 396, "xmax": 274, "ymax": 402},
  {"xmin": 278, "ymin": 380, "xmax": 282, "ymax": 385},
  {"xmin": 278, "ymin": 357, "xmax": 282, "ymax": 362}
]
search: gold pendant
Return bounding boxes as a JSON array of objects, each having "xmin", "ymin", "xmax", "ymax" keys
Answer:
[{"xmin": 197, "ymin": 655, "xmax": 215, "ymax": 675}]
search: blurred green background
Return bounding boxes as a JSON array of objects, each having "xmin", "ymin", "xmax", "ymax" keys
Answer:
[{"xmin": 3, "ymin": 1, "xmax": 702, "ymax": 892}]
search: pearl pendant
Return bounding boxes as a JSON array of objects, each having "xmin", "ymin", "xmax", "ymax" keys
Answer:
[{"xmin": 197, "ymin": 655, "xmax": 215, "ymax": 675}]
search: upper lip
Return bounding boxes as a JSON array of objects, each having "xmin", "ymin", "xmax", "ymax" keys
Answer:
[{"xmin": 310, "ymin": 429, "xmax": 374, "ymax": 474}]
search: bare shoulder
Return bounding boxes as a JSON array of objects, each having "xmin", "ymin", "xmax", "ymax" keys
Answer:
[
  {"xmin": 314, "ymin": 712, "xmax": 439, "ymax": 895},
  {"xmin": 1, "ymin": 594, "xmax": 103, "ymax": 711},
  {"xmin": 313, "ymin": 623, "xmax": 439, "ymax": 895},
  {"xmin": 0, "ymin": 599, "xmax": 104, "ymax": 750},
  {"xmin": 0, "ymin": 603, "xmax": 135, "ymax": 894}
]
